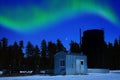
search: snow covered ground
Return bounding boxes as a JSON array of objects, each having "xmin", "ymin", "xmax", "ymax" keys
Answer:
[{"xmin": 0, "ymin": 72, "xmax": 120, "ymax": 80}]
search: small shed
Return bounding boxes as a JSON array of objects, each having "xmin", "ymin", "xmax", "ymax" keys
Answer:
[
  {"xmin": 54, "ymin": 51, "xmax": 66, "ymax": 75},
  {"xmin": 54, "ymin": 51, "xmax": 88, "ymax": 75}
]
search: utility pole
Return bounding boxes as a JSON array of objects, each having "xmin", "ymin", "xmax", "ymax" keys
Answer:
[
  {"xmin": 80, "ymin": 28, "xmax": 82, "ymax": 46},
  {"xmin": 118, "ymin": 36, "xmax": 120, "ymax": 47}
]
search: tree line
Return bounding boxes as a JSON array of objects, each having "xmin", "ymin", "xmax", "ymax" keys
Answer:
[
  {"xmin": 0, "ymin": 38, "xmax": 66, "ymax": 72},
  {"xmin": 0, "ymin": 37, "xmax": 120, "ymax": 72},
  {"xmin": 104, "ymin": 39, "xmax": 120, "ymax": 70}
]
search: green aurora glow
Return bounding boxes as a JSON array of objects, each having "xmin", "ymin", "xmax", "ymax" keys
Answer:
[{"xmin": 0, "ymin": 0, "xmax": 119, "ymax": 33}]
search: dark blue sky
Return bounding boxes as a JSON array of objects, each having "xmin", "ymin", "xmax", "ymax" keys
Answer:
[{"xmin": 0, "ymin": 0, "xmax": 120, "ymax": 50}]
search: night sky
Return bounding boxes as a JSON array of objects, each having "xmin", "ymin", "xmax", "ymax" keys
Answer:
[{"xmin": 0, "ymin": 0, "xmax": 120, "ymax": 50}]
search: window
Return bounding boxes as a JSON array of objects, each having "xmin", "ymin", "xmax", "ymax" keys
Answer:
[
  {"xmin": 80, "ymin": 61, "xmax": 83, "ymax": 65},
  {"xmin": 60, "ymin": 60, "xmax": 65, "ymax": 67}
]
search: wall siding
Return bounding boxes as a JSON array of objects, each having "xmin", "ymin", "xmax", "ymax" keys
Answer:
[
  {"xmin": 54, "ymin": 52, "xmax": 88, "ymax": 75},
  {"xmin": 54, "ymin": 51, "xmax": 66, "ymax": 75},
  {"xmin": 66, "ymin": 55, "xmax": 88, "ymax": 75}
]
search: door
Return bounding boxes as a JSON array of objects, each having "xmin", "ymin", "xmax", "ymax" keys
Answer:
[
  {"xmin": 76, "ymin": 59, "xmax": 84, "ymax": 74},
  {"xmin": 80, "ymin": 60, "xmax": 84, "ymax": 74}
]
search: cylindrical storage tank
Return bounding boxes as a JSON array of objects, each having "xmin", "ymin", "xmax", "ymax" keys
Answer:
[{"xmin": 82, "ymin": 29, "xmax": 105, "ymax": 68}]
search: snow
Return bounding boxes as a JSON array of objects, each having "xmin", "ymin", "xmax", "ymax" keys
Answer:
[
  {"xmin": 110, "ymin": 70, "xmax": 120, "ymax": 73},
  {"xmin": 0, "ymin": 73, "xmax": 120, "ymax": 80},
  {"xmin": 19, "ymin": 71, "xmax": 33, "ymax": 74},
  {"xmin": 0, "ymin": 71, "xmax": 3, "ymax": 75},
  {"xmin": 88, "ymin": 69, "xmax": 109, "ymax": 73}
]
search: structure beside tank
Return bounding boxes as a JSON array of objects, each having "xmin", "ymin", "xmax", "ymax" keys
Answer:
[{"xmin": 54, "ymin": 51, "xmax": 88, "ymax": 75}]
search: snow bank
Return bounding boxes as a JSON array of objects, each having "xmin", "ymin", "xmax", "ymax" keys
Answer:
[
  {"xmin": 19, "ymin": 71, "xmax": 33, "ymax": 74},
  {"xmin": 0, "ymin": 71, "xmax": 3, "ymax": 75},
  {"xmin": 0, "ymin": 73, "xmax": 120, "ymax": 80},
  {"xmin": 88, "ymin": 69, "xmax": 109, "ymax": 73},
  {"xmin": 110, "ymin": 70, "xmax": 120, "ymax": 73}
]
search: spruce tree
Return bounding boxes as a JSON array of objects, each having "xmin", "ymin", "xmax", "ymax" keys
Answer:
[{"xmin": 56, "ymin": 39, "xmax": 66, "ymax": 52}]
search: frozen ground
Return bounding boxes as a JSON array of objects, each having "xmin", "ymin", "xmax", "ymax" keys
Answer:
[{"xmin": 0, "ymin": 72, "xmax": 120, "ymax": 80}]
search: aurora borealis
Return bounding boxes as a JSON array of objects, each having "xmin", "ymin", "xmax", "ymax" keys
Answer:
[
  {"xmin": 0, "ymin": 0, "xmax": 120, "ymax": 49},
  {"xmin": 0, "ymin": 0, "xmax": 119, "ymax": 32}
]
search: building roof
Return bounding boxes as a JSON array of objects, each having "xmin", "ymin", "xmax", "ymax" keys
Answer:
[
  {"xmin": 55, "ymin": 51, "xmax": 87, "ymax": 57},
  {"xmin": 54, "ymin": 51, "xmax": 66, "ymax": 57},
  {"xmin": 67, "ymin": 52, "xmax": 86, "ymax": 56}
]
